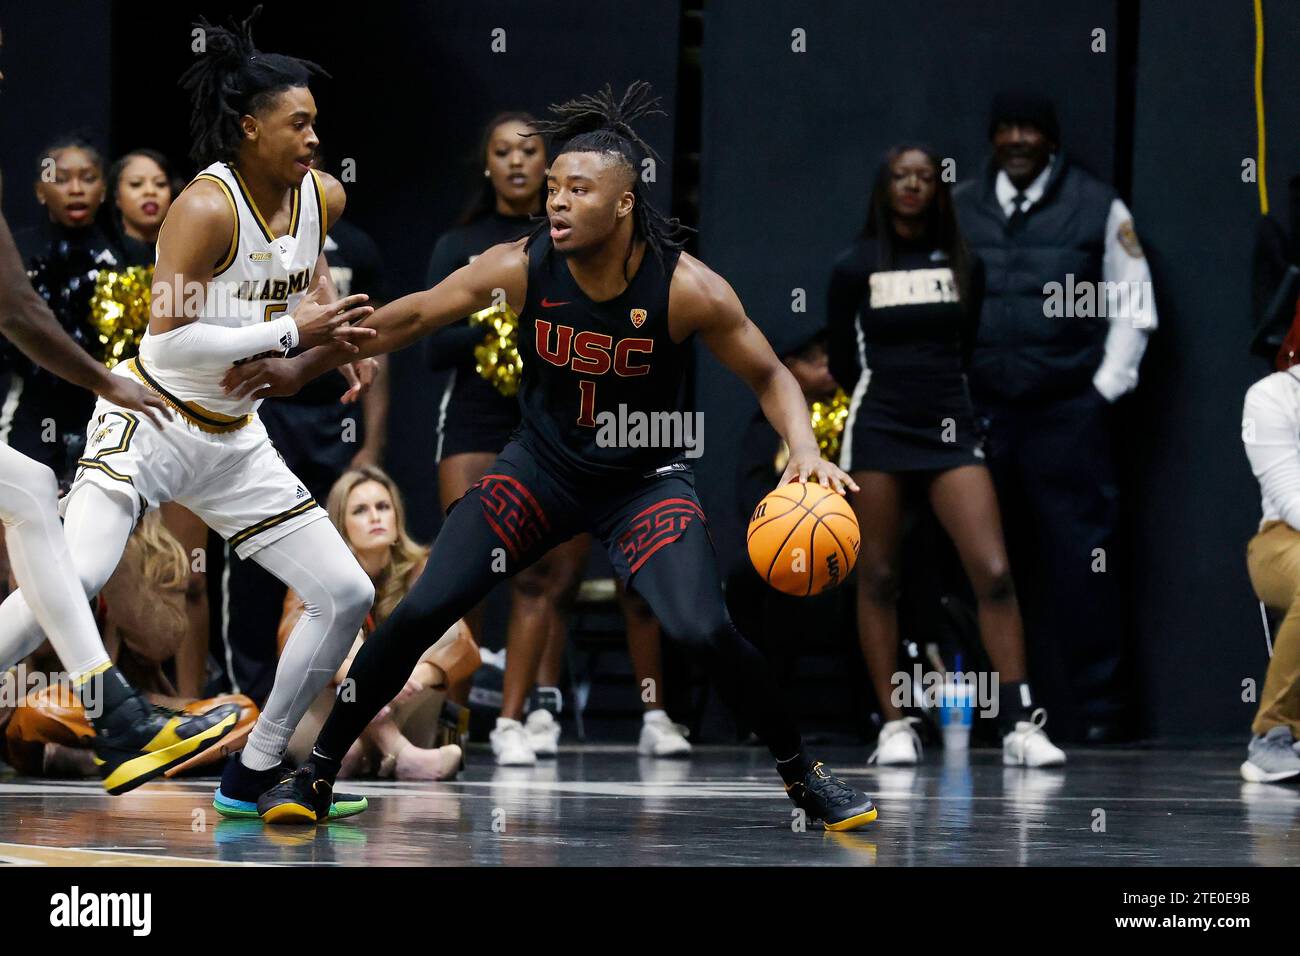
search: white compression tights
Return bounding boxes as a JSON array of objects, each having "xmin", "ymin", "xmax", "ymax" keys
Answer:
[
  {"xmin": 0, "ymin": 480, "xmax": 373, "ymax": 770},
  {"xmin": 0, "ymin": 446, "xmax": 113, "ymax": 678},
  {"xmin": 237, "ymin": 518, "xmax": 373, "ymax": 770}
]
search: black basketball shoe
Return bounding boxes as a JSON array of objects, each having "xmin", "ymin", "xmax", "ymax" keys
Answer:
[
  {"xmin": 785, "ymin": 761, "xmax": 878, "ymax": 831},
  {"xmin": 93, "ymin": 701, "xmax": 241, "ymax": 795},
  {"xmin": 215, "ymin": 758, "xmax": 367, "ymax": 820},
  {"xmin": 257, "ymin": 764, "xmax": 335, "ymax": 825}
]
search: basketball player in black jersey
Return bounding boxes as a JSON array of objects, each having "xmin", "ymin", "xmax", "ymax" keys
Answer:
[
  {"xmin": 429, "ymin": 110, "xmax": 687, "ymax": 763},
  {"xmin": 227, "ymin": 83, "xmax": 878, "ymax": 830}
]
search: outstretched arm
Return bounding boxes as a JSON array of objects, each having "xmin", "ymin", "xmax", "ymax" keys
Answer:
[
  {"xmin": 149, "ymin": 180, "xmax": 374, "ymax": 365},
  {"xmin": 223, "ymin": 238, "xmax": 529, "ymax": 402},
  {"xmin": 0, "ymin": 210, "xmax": 172, "ymax": 426},
  {"xmin": 670, "ymin": 254, "xmax": 858, "ymax": 494}
]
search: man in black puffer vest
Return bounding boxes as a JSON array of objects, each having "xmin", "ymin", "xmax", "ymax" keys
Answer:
[{"xmin": 955, "ymin": 91, "xmax": 1157, "ymax": 744}]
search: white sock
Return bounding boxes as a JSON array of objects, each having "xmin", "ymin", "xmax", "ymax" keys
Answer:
[{"xmin": 242, "ymin": 719, "xmax": 291, "ymax": 771}]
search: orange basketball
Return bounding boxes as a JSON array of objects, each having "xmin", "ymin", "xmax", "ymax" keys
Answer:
[{"xmin": 747, "ymin": 482, "xmax": 860, "ymax": 596}]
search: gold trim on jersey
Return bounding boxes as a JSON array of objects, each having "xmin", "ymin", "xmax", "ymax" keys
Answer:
[
  {"xmin": 309, "ymin": 168, "xmax": 328, "ymax": 255},
  {"xmin": 77, "ymin": 457, "xmax": 134, "ymax": 484},
  {"xmin": 289, "ymin": 181, "xmax": 302, "ymax": 237},
  {"xmin": 226, "ymin": 163, "xmax": 301, "ymax": 244},
  {"xmin": 230, "ymin": 498, "xmax": 320, "ymax": 549},
  {"xmin": 74, "ymin": 457, "xmax": 149, "ymax": 517},
  {"xmin": 190, "ymin": 174, "xmax": 240, "ymax": 276},
  {"xmin": 127, "ymin": 358, "xmax": 253, "ymax": 433}
]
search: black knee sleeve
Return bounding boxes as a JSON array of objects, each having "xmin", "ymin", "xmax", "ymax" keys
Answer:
[
  {"xmin": 862, "ymin": 568, "xmax": 901, "ymax": 605},
  {"xmin": 980, "ymin": 569, "xmax": 1016, "ymax": 604}
]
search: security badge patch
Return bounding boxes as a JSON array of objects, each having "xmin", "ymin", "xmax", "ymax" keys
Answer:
[{"xmin": 1117, "ymin": 219, "xmax": 1144, "ymax": 259}]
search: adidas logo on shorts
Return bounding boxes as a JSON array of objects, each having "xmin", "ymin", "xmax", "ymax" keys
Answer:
[{"xmin": 295, "ymin": 485, "xmax": 308, "ymax": 499}]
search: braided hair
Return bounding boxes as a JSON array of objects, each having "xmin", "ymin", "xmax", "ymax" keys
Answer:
[
  {"xmin": 526, "ymin": 81, "xmax": 688, "ymax": 275},
  {"xmin": 178, "ymin": 6, "xmax": 328, "ymax": 166}
]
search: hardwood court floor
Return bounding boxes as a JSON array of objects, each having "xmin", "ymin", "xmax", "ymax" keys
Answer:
[{"xmin": 0, "ymin": 745, "xmax": 1290, "ymax": 866}]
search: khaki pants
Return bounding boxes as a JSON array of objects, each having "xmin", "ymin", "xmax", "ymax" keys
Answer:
[{"xmin": 1246, "ymin": 520, "xmax": 1300, "ymax": 736}]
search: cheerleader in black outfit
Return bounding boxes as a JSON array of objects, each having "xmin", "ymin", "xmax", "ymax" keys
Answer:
[
  {"xmin": 828, "ymin": 144, "xmax": 1063, "ymax": 767},
  {"xmin": 425, "ymin": 114, "xmax": 689, "ymax": 764},
  {"xmin": 7, "ymin": 137, "xmax": 120, "ymax": 479},
  {"xmin": 427, "ymin": 114, "xmax": 542, "ymax": 477}
]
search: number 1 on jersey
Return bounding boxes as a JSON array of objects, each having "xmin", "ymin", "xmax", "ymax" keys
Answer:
[{"xmin": 577, "ymin": 379, "xmax": 597, "ymax": 427}]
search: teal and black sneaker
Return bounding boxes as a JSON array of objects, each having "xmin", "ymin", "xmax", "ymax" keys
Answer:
[
  {"xmin": 214, "ymin": 759, "xmax": 366, "ymax": 821},
  {"xmin": 213, "ymin": 787, "xmax": 367, "ymax": 821}
]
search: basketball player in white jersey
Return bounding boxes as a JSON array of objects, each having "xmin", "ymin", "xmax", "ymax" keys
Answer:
[
  {"xmin": 0, "ymin": 11, "xmax": 379, "ymax": 815},
  {"xmin": 0, "ymin": 25, "xmax": 246, "ymax": 794}
]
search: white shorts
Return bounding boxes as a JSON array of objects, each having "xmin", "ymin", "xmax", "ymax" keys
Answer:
[{"xmin": 67, "ymin": 362, "xmax": 327, "ymax": 559}]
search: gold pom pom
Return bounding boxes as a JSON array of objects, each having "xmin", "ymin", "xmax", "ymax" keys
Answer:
[
  {"xmin": 469, "ymin": 302, "xmax": 523, "ymax": 398},
  {"xmin": 809, "ymin": 387, "xmax": 850, "ymax": 463},
  {"xmin": 89, "ymin": 266, "xmax": 153, "ymax": 369},
  {"xmin": 774, "ymin": 388, "xmax": 851, "ymax": 474}
]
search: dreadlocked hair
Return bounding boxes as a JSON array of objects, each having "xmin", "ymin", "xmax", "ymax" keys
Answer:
[
  {"xmin": 526, "ymin": 81, "xmax": 690, "ymax": 276},
  {"xmin": 178, "ymin": 6, "xmax": 328, "ymax": 166}
]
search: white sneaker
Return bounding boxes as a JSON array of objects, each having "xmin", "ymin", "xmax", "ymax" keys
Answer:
[
  {"xmin": 1002, "ymin": 708, "xmax": 1066, "ymax": 767},
  {"xmin": 638, "ymin": 710, "xmax": 692, "ymax": 757},
  {"xmin": 868, "ymin": 717, "xmax": 922, "ymax": 765},
  {"xmin": 491, "ymin": 717, "xmax": 537, "ymax": 766},
  {"xmin": 524, "ymin": 709, "xmax": 561, "ymax": 757}
]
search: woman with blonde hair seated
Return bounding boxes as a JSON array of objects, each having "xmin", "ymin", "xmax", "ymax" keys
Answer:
[{"xmin": 281, "ymin": 465, "xmax": 476, "ymax": 780}]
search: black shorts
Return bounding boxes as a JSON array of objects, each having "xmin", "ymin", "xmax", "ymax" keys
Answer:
[
  {"xmin": 435, "ymin": 369, "xmax": 520, "ymax": 461},
  {"xmin": 456, "ymin": 438, "xmax": 712, "ymax": 587}
]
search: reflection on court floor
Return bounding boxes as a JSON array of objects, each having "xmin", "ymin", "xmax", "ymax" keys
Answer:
[{"xmin": 0, "ymin": 746, "xmax": 1291, "ymax": 866}]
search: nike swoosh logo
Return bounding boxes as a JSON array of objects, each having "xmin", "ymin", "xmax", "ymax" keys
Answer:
[{"xmin": 540, "ymin": 298, "xmax": 571, "ymax": 308}]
